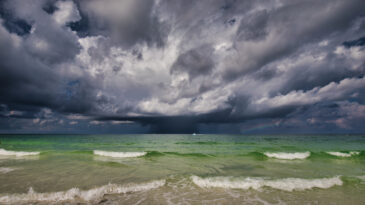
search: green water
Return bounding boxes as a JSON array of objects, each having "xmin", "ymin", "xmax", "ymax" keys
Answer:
[{"xmin": 0, "ymin": 134, "xmax": 364, "ymax": 204}]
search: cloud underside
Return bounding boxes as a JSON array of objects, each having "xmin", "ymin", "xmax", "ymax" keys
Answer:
[{"xmin": 0, "ymin": 0, "xmax": 365, "ymax": 133}]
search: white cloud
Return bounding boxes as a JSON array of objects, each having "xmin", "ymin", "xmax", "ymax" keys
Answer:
[
  {"xmin": 69, "ymin": 121, "xmax": 78, "ymax": 125},
  {"xmin": 52, "ymin": 1, "xmax": 81, "ymax": 25},
  {"xmin": 253, "ymin": 76, "xmax": 365, "ymax": 112}
]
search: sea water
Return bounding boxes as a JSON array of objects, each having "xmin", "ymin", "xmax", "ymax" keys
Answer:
[{"xmin": 0, "ymin": 134, "xmax": 364, "ymax": 204}]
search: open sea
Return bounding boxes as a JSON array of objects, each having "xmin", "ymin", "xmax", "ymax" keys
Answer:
[{"xmin": 0, "ymin": 134, "xmax": 364, "ymax": 204}]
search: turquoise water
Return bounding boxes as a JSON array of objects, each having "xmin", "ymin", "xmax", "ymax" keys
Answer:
[{"xmin": 0, "ymin": 134, "xmax": 364, "ymax": 204}]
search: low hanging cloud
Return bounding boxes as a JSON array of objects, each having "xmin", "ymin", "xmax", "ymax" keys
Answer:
[{"xmin": 0, "ymin": 0, "xmax": 365, "ymax": 133}]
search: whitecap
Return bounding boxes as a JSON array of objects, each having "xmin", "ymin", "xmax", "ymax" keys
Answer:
[
  {"xmin": 191, "ymin": 176, "xmax": 342, "ymax": 192},
  {"xmin": 0, "ymin": 149, "xmax": 40, "ymax": 157},
  {"xmin": 264, "ymin": 152, "xmax": 310, "ymax": 160},
  {"xmin": 326, "ymin": 151, "xmax": 360, "ymax": 157},
  {"xmin": 0, "ymin": 167, "xmax": 16, "ymax": 174},
  {"xmin": 0, "ymin": 180, "xmax": 165, "ymax": 204},
  {"xmin": 93, "ymin": 150, "xmax": 146, "ymax": 158}
]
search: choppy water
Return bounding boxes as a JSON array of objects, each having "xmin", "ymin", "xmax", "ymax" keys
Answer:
[{"xmin": 0, "ymin": 134, "xmax": 364, "ymax": 204}]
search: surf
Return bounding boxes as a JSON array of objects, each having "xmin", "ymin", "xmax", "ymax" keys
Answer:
[
  {"xmin": 191, "ymin": 176, "xmax": 342, "ymax": 192},
  {"xmin": 0, "ymin": 167, "xmax": 16, "ymax": 174},
  {"xmin": 263, "ymin": 151, "xmax": 311, "ymax": 160},
  {"xmin": 93, "ymin": 150, "xmax": 147, "ymax": 158},
  {"xmin": 0, "ymin": 148, "xmax": 40, "ymax": 157},
  {"xmin": 0, "ymin": 180, "xmax": 165, "ymax": 204},
  {"xmin": 326, "ymin": 151, "xmax": 360, "ymax": 157}
]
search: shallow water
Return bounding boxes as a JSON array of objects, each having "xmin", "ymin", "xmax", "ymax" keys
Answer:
[{"xmin": 0, "ymin": 134, "xmax": 364, "ymax": 204}]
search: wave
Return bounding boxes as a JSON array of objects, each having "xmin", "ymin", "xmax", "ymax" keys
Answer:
[
  {"xmin": 93, "ymin": 150, "xmax": 146, "ymax": 158},
  {"xmin": 191, "ymin": 176, "xmax": 342, "ymax": 192},
  {"xmin": 326, "ymin": 151, "xmax": 360, "ymax": 157},
  {"xmin": 0, "ymin": 180, "xmax": 165, "ymax": 204},
  {"xmin": 264, "ymin": 152, "xmax": 310, "ymax": 160},
  {"xmin": 0, "ymin": 149, "xmax": 40, "ymax": 157},
  {"xmin": 0, "ymin": 167, "xmax": 16, "ymax": 174},
  {"xmin": 356, "ymin": 176, "xmax": 365, "ymax": 181},
  {"xmin": 144, "ymin": 151, "xmax": 165, "ymax": 157},
  {"xmin": 175, "ymin": 141, "xmax": 219, "ymax": 145},
  {"xmin": 143, "ymin": 151, "xmax": 212, "ymax": 158},
  {"xmin": 164, "ymin": 152, "xmax": 213, "ymax": 158},
  {"xmin": 69, "ymin": 150, "xmax": 93, "ymax": 155}
]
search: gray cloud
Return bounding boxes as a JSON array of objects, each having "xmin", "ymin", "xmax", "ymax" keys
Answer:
[
  {"xmin": 343, "ymin": 36, "xmax": 365, "ymax": 48},
  {"xmin": 0, "ymin": 0, "xmax": 365, "ymax": 133},
  {"xmin": 236, "ymin": 9, "xmax": 269, "ymax": 41},
  {"xmin": 171, "ymin": 45, "xmax": 215, "ymax": 80},
  {"xmin": 77, "ymin": 0, "xmax": 169, "ymax": 48}
]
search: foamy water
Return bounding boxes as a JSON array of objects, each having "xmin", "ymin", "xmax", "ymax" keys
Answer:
[
  {"xmin": 93, "ymin": 150, "xmax": 147, "ymax": 158},
  {"xmin": 0, "ymin": 180, "xmax": 165, "ymax": 204},
  {"xmin": 191, "ymin": 176, "xmax": 343, "ymax": 192},
  {"xmin": 0, "ymin": 149, "xmax": 40, "ymax": 157},
  {"xmin": 264, "ymin": 152, "xmax": 310, "ymax": 160},
  {"xmin": 326, "ymin": 151, "xmax": 360, "ymax": 157},
  {"xmin": 0, "ymin": 167, "xmax": 16, "ymax": 174}
]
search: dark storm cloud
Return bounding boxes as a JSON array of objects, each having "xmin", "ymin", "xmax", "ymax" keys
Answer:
[
  {"xmin": 277, "ymin": 53, "xmax": 365, "ymax": 95},
  {"xmin": 1, "ymin": 0, "xmax": 365, "ymax": 133},
  {"xmin": 343, "ymin": 36, "xmax": 365, "ymax": 48},
  {"xmin": 0, "ymin": 23, "xmax": 59, "ymax": 108},
  {"xmin": 0, "ymin": 0, "xmax": 103, "ymax": 118},
  {"xmin": 76, "ymin": 0, "xmax": 169, "ymax": 48},
  {"xmin": 42, "ymin": 0, "xmax": 58, "ymax": 14},
  {"xmin": 95, "ymin": 103, "xmax": 299, "ymax": 133},
  {"xmin": 2, "ymin": 0, "xmax": 82, "ymax": 64},
  {"xmin": 171, "ymin": 45, "xmax": 215, "ymax": 80},
  {"xmin": 0, "ymin": 4, "xmax": 31, "ymax": 36},
  {"xmin": 220, "ymin": 0, "xmax": 365, "ymax": 82}
]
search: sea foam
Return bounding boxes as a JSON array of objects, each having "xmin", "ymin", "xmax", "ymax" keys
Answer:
[
  {"xmin": 93, "ymin": 150, "xmax": 147, "ymax": 158},
  {"xmin": 0, "ymin": 180, "xmax": 165, "ymax": 204},
  {"xmin": 191, "ymin": 176, "xmax": 342, "ymax": 192},
  {"xmin": 326, "ymin": 151, "xmax": 360, "ymax": 157},
  {"xmin": 0, "ymin": 167, "xmax": 16, "ymax": 174},
  {"xmin": 264, "ymin": 151, "xmax": 310, "ymax": 160},
  {"xmin": 0, "ymin": 149, "xmax": 40, "ymax": 157}
]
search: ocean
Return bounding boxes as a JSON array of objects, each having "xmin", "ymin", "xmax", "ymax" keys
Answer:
[{"xmin": 0, "ymin": 134, "xmax": 364, "ymax": 204}]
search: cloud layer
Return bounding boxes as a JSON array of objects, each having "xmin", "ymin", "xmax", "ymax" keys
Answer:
[{"xmin": 0, "ymin": 0, "xmax": 365, "ymax": 133}]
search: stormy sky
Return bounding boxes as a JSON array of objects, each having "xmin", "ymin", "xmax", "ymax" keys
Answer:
[{"xmin": 0, "ymin": 0, "xmax": 365, "ymax": 134}]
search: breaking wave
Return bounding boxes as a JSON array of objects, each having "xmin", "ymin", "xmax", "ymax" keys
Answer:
[
  {"xmin": 191, "ymin": 176, "xmax": 342, "ymax": 192},
  {"xmin": 0, "ymin": 180, "xmax": 165, "ymax": 204},
  {"xmin": 0, "ymin": 149, "xmax": 40, "ymax": 157},
  {"xmin": 326, "ymin": 151, "xmax": 360, "ymax": 157},
  {"xmin": 93, "ymin": 150, "xmax": 147, "ymax": 158},
  {"xmin": 264, "ymin": 152, "xmax": 310, "ymax": 160}
]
